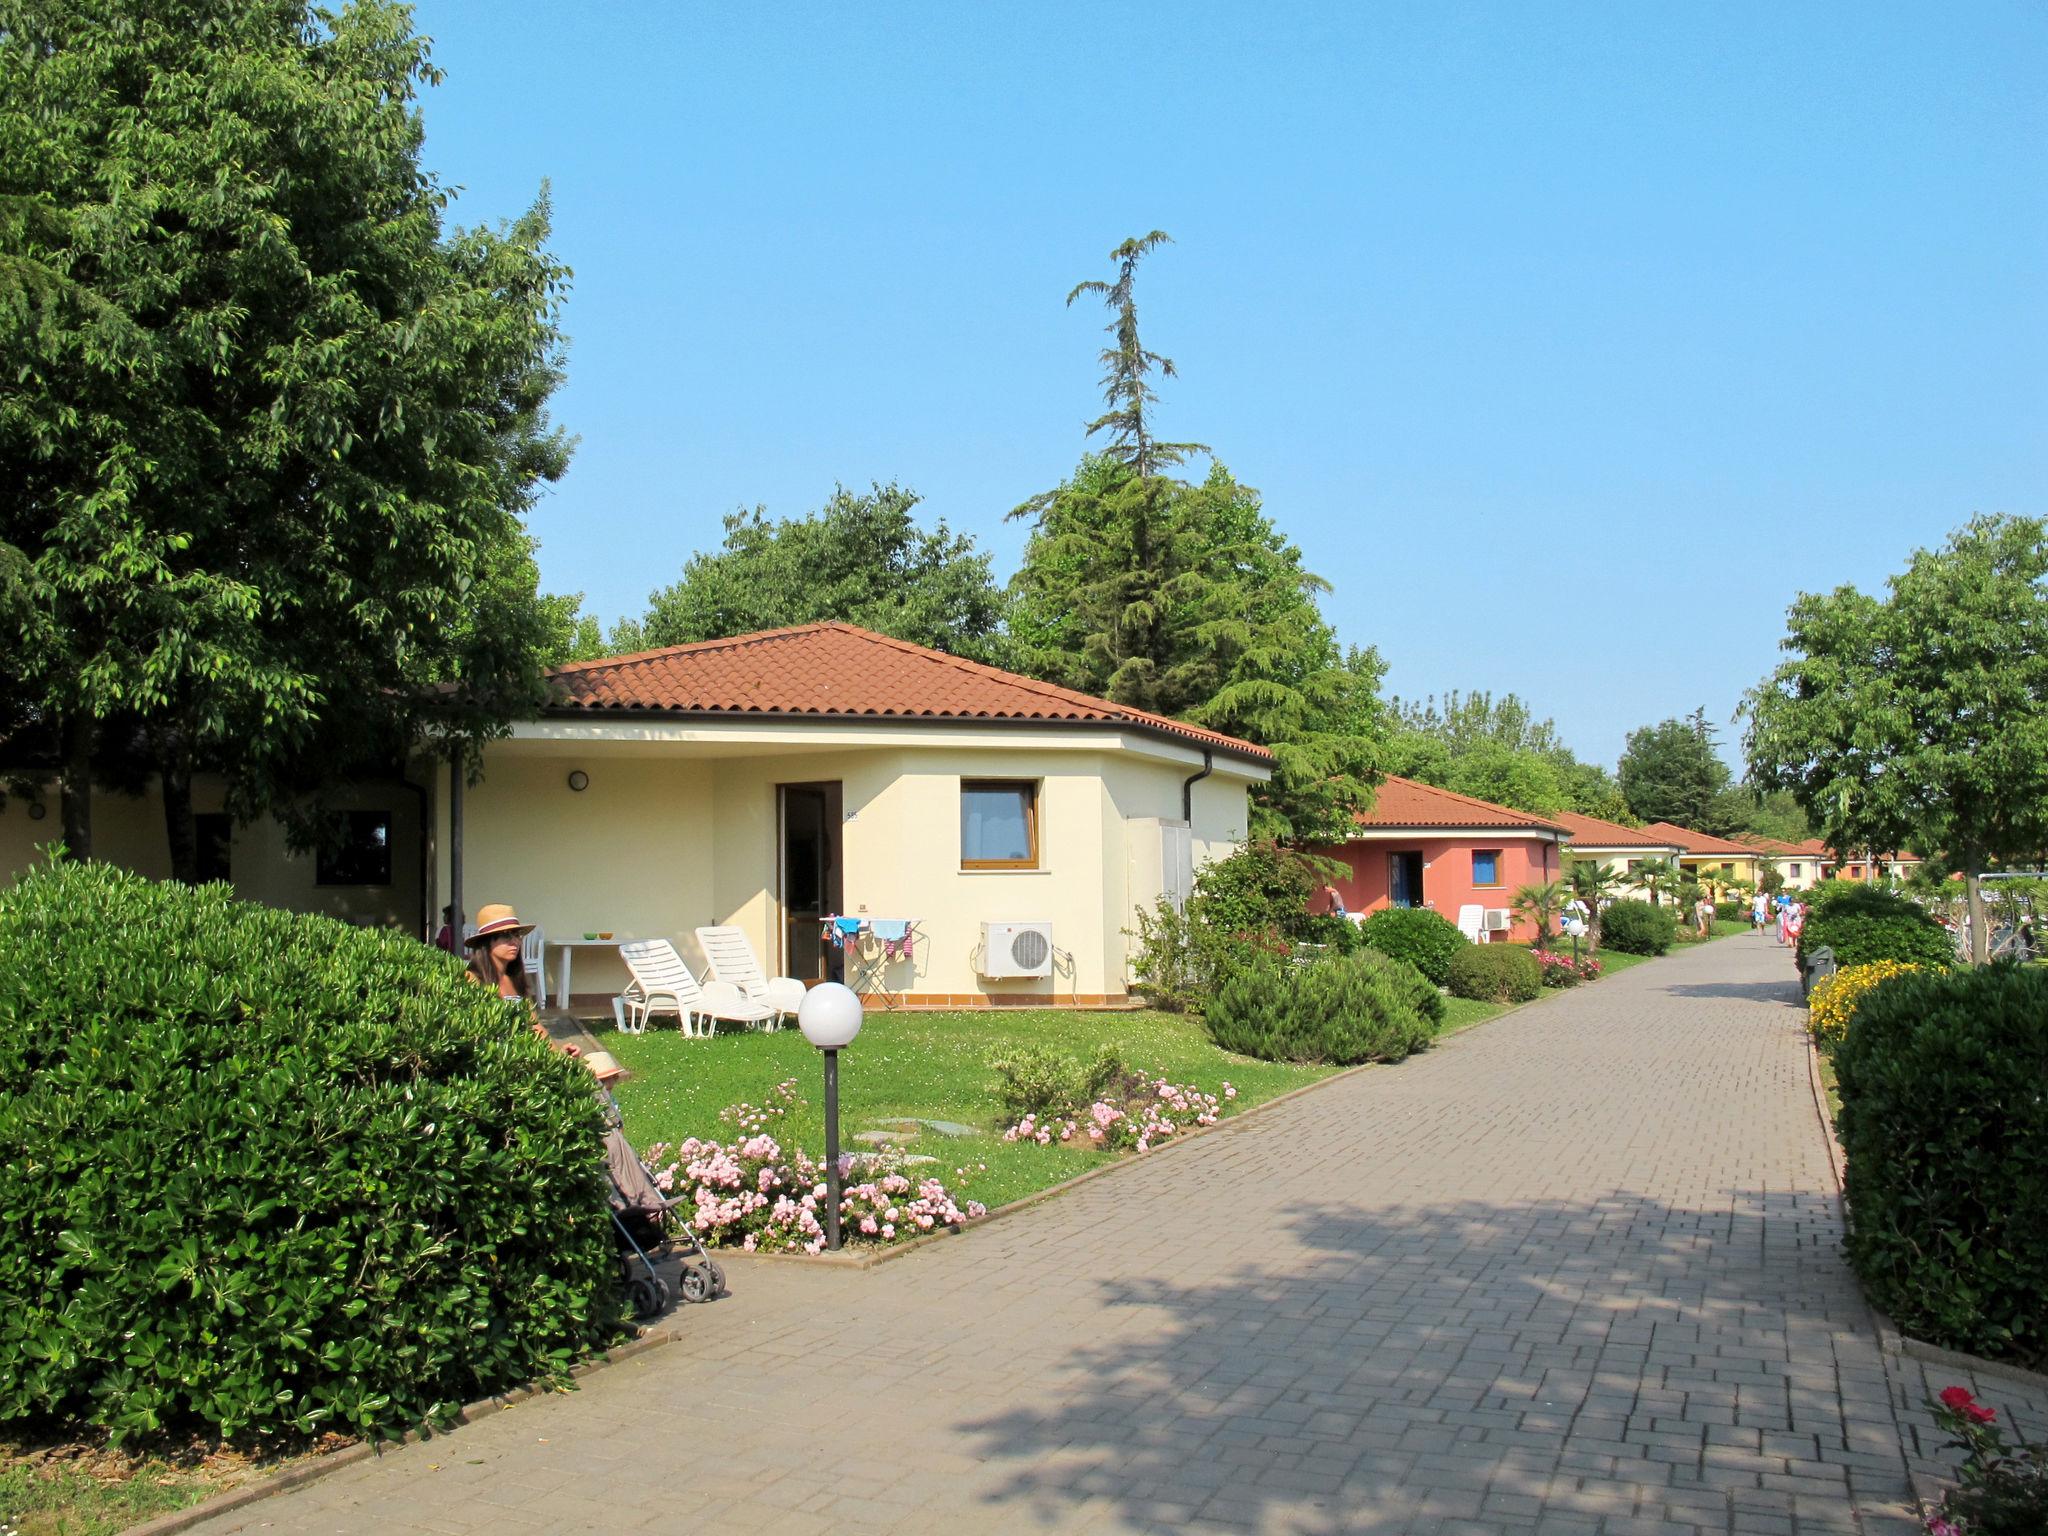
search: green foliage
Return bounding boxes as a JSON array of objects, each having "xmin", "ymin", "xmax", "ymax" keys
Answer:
[
  {"xmin": 1205, "ymin": 951, "xmax": 1436, "ymax": 1065},
  {"xmin": 1744, "ymin": 515, "xmax": 2048, "ymax": 962},
  {"xmin": 1714, "ymin": 900, "xmax": 1747, "ymax": 923},
  {"xmin": 0, "ymin": 861, "xmax": 619, "ymax": 1445},
  {"xmin": 1798, "ymin": 885, "xmax": 1956, "ymax": 971},
  {"xmin": 1358, "ymin": 906, "xmax": 1469, "ymax": 986},
  {"xmin": 987, "ymin": 1044, "xmax": 1133, "ymax": 1123},
  {"xmin": 1388, "ymin": 690, "xmax": 1625, "ymax": 817},
  {"xmin": 1444, "ymin": 945, "xmax": 1543, "ymax": 1004},
  {"xmin": 0, "ymin": 1, "xmax": 575, "ymax": 869},
  {"xmin": 1834, "ymin": 964, "xmax": 2048, "ymax": 1365},
  {"xmin": 1126, "ymin": 844, "xmax": 1332, "ymax": 1012},
  {"xmin": 636, "ymin": 483, "xmax": 1011, "ymax": 664},
  {"xmin": 1511, "ymin": 880, "xmax": 1566, "ymax": 945},
  {"xmin": 1598, "ymin": 899, "xmax": 1678, "ymax": 956},
  {"xmin": 1008, "ymin": 234, "xmax": 1385, "ymax": 842},
  {"xmin": 1619, "ymin": 710, "xmax": 1733, "ymax": 828}
]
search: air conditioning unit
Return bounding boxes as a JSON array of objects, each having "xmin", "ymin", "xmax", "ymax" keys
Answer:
[
  {"xmin": 1482, "ymin": 909, "xmax": 1514, "ymax": 933},
  {"xmin": 981, "ymin": 921, "xmax": 1054, "ymax": 979}
]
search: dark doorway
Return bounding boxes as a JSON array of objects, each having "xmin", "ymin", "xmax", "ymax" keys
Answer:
[
  {"xmin": 779, "ymin": 783, "xmax": 843, "ymax": 984},
  {"xmin": 1389, "ymin": 850, "xmax": 1424, "ymax": 908}
]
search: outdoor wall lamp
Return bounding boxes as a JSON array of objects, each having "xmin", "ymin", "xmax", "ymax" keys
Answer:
[
  {"xmin": 566, "ymin": 770, "xmax": 589, "ymax": 792},
  {"xmin": 796, "ymin": 982, "xmax": 864, "ymax": 1250}
]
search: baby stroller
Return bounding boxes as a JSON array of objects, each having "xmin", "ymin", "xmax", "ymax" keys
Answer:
[{"xmin": 602, "ymin": 1094, "xmax": 725, "ymax": 1316}]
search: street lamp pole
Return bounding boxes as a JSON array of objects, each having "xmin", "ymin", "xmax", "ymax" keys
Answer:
[{"xmin": 797, "ymin": 982, "xmax": 864, "ymax": 1253}]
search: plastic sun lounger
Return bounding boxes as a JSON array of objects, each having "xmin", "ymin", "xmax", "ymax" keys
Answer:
[
  {"xmin": 693, "ymin": 926, "xmax": 805, "ymax": 1026},
  {"xmin": 616, "ymin": 939, "xmax": 775, "ymax": 1037}
]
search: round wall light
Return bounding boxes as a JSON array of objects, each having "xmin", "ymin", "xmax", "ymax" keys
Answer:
[
  {"xmin": 566, "ymin": 770, "xmax": 590, "ymax": 793},
  {"xmin": 27, "ymin": 802, "xmax": 46, "ymax": 821}
]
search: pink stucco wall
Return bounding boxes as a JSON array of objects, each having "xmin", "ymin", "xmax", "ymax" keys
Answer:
[{"xmin": 1310, "ymin": 835, "xmax": 1561, "ymax": 944}]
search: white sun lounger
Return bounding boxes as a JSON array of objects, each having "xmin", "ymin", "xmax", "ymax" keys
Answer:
[
  {"xmin": 617, "ymin": 939, "xmax": 776, "ymax": 1037},
  {"xmin": 694, "ymin": 926, "xmax": 806, "ymax": 1026}
]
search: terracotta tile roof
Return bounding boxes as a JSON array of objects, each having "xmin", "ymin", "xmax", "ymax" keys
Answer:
[
  {"xmin": 1642, "ymin": 821, "xmax": 1762, "ymax": 858},
  {"xmin": 1552, "ymin": 811, "xmax": 1684, "ymax": 850},
  {"xmin": 543, "ymin": 623, "xmax": 1273, "ymax": 763},
  {"xmin": 1351, "ymin": 776, "xmax": 1565, "ymax": 834},
  {"xmin": 1735, "ymin": 833, "xmax": 1833, "ymax": 861}
]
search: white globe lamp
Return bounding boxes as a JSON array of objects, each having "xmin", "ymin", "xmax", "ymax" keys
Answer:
[{"xmin": 796, "ymin": 982, "xmax": 864, "ymax": 1248}]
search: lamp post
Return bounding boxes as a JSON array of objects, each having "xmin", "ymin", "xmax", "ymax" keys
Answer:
[{"xmin": 796, "ymin": 982, "xmax": 864, "ymax": 1251}]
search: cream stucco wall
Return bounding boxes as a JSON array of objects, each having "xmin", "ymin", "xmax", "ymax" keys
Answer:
[
  {"xmin": 434, "ymin": 728, "xmax": 1260, "ymax": 1005},
  {"xmin": 0, "ymin": 778, "xmax": 424, "ymax": 928}
]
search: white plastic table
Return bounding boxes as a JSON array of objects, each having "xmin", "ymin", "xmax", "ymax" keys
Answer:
[{"xmin": 547, "ymin": 937, "xmax": 640, "ymax": 1012}]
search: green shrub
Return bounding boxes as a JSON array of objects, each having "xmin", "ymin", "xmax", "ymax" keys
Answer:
[
  {"xmin": 1798, "ymin": 885, "xmax": 1955, "ymax": 972},
  {"xmin": 1444, "ymin": 945, "xmax": 1543, "ymax": 1004},
  {"xmin": 0, "ymin": 862, "xmax": 620, "ymax": 1445},
  {"xmin": 1834, "ymin": 964, "xmax": 2048, "ymax": 1366},
  {"xmin": 1599, "ymin": 899, "xmax": 1677, "ymax": 956},
  {"xmin": 1127, "ymin": 844, "xmax": 1331, "ymax": 1012},
  {"xmin": 1358, "ymin": 907, "xmax": 1468, "ymax": 986},
  {"xmin": 989, "ymin": 1044, "xmax": 1131, "ymax": 1121},
  {"xmin": 1348, "ymin": 945, "xmax": 1445, "ymax": 1028},
  {"xmin": 1206, "ymin": 952, "xmax": 1435, "ymax": 1065},
  {"xmin": 1714, "ymin": 900, "xmax": 1747, "ymax": 923}
]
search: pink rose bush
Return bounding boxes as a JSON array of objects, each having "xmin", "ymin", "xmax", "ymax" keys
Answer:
[
  {"xmin": 642, "ymin": 1080, "xmax": 986, "ymax": 1255},
  {"xmin": 1530, "ymin": 950, "xmax": 1602, "ymax": 988},
  {"xmin": 1001, "ymin": 1071, "xmax": 1229, "ymax": 1155}
]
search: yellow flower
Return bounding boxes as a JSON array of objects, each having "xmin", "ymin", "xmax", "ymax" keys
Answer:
[{"xmin": 1808, "ymin": 960, "xmax": 1924, "ymax": 1049}]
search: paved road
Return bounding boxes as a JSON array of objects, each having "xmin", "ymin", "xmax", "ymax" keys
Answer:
[{"xmin": 191, "ymin": 935, "xmax": 2044, "ymax": 1535}]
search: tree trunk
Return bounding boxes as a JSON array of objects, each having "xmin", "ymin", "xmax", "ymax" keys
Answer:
[
  {"xmin": 161, "ymin": 750, "xmax": 198, "ymax": 885},
  {"xmin": 1964, "ymin": 867, "xmax": 1989, "ymax": 966},
  {"xmin": 57, "ymin": 714, "xmax": 92, "ymax": 858}
]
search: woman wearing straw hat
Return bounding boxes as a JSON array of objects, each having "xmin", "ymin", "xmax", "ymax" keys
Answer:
[
  {"xmin": 464, "ymin": 903, "xmax": 624, "ymax": 1085},
  {"xmin": 464, "ymin": 903, "xmax": 539, "ymax": 1009}
]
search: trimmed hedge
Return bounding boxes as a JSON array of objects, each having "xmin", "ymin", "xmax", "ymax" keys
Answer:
[
  {"xmin": 0, "ymin": 862, "xmax": 621, "ymax": 1445},
  {"xmin": 1358, "ymin": 907, "xmax": 1468, "ymax": 986},
  {"xmin": 1444, "ymin": 944, "xmax": 1542, "ymax": 1004},
  {"xmin": 1207, "ymin": 951, "xmax": 1436, "ymax": 1065},
  {"xmin": 1834, "ymin": 964, "xmax": 2048, "ymax": 1366},
  {"xmin": 1598, "ymin": 899, "xmax": 1677, "ymax": 956},
  {"xmin": 1797, "ymin": 884, "xmax": 1954, "ymax": 972}
]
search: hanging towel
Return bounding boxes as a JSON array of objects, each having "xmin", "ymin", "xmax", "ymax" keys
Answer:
[
  {"xmin": 834, "ymin": 916, "xmax": 865, "ymax": 938},
  {"xmin": 871, "ymin": 920, "xmax": 909, "ymax": 942}
]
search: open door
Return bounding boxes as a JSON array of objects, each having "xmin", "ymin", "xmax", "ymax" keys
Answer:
[
  {"xmin": 778, "ymin": 783, "xmax": 842, "ymax": 984},
  {"xmin": 1389, "ymin": 850, "xmax": 1424, "ymax": 909}
]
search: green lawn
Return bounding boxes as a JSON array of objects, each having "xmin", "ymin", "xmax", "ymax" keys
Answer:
[
  {"xmin": 1438, "ymin": 996, "xmax": 1511, "ymax": 1036},
  {"xmin": 597, "ymin": 1008, "xmax": 1338, "ymax": 1210},
  {"xmin": 0, "ymin": 1454, "xmax": 225, "ymax": 1536}
]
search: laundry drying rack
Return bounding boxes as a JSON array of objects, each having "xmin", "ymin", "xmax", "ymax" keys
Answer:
[{"xmin": 820, "ymin": 915, "xmax": 923, "ymax": 1008}]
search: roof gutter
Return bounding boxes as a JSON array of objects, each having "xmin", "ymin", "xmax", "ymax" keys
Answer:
[{"xmin": 1181, "ymin": 748, "xmax": 1214, "ymax": 823}]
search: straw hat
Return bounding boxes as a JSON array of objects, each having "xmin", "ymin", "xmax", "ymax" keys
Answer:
[{"xmin": 464, "ymin": 903, "xmax": 535, "ymax": 947}]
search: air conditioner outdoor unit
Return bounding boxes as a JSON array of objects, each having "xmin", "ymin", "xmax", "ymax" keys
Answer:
[
  {"xmin": 981, "ymin": 921, "xmax": 1054, "ymax": 979},
  {"xmin": 1482, "ymin": 909, "xmax": 1514, "ymax": 933}
]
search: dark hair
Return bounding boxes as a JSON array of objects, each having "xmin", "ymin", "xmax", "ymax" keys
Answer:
[{"xmin": 467, "ymin": 941, "xmax": 533, "ymax": 1002}]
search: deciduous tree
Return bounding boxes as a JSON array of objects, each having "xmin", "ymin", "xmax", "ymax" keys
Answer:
[
  {"xmin": 1744, "ymin": 514, "xmax": 2048, "ymax": 963},
  {"xmin": 1619, "ymin": 710, "xmax": 1732, "ymax": 828}
]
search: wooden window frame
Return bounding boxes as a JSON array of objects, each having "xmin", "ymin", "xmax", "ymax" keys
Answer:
[
  {"xmin": 961, "ymin": 779, "xmax": 1040, "ymax": 871},
  {"xmin": 1472, "ymin": 848, "xmax": 1504, "ymax": 889}
]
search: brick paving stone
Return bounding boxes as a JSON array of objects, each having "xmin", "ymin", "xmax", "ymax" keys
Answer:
[{"xmin": 182, "ymin": 934, "xmax": 2048, "ymax": 1535}]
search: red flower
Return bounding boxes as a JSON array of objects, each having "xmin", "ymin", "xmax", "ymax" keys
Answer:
[
  {"xmin": 1966, "ymin": 1401, "xmax": 1998, "ymax": 1424},
  {"xmin": 1938, "ymin": 1386, "xmax": 1997, "ymax": 1424}
]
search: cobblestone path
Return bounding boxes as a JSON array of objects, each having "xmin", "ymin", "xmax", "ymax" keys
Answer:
[{"xmin": 188, "ymin": 934, "xmax": 2045, "ymax": 1535}]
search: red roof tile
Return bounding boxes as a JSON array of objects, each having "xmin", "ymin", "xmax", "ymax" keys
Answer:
[
  {"xmin": 543, "ymin": 623, "xmax": 1273, "ymax": 763},
  {"xmin": 1735, "ymin": 833, "xmax": 1833, "ymax": 861},
  {"xmin": 1641, "ymin": 822, "xmax": 1762, "ymax": 858},
  {"xmin": 1552, "ymin": 811, "xmax": 1684, "ymax": 850},
  {"xmin": 1351, "ymin": 776, "xmax": 1565, "ymax": 833}
]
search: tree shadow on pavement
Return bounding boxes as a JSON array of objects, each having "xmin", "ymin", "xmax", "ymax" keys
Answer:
[
  {"xmin": 955, "ymin": 1190, "xmax": 1907, "ymax": 1535},
  {"xmin": 1662, "ymin": 979, "xmax": 1805, "ymax": 1005}
]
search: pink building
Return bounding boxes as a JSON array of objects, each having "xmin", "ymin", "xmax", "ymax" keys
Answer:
[{"xmin": 1310, "ymin": 776, "xmax": 1566, "ymax": 943}]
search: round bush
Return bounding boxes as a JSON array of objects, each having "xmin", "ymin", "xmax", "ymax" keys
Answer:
[
  {"xmin": 1599, "ymin": 899, "xmax": 1677, "ymax": 956},
  {"xmin": 1714, "ymin": 900, "xmax": 1747, "ymax": 923},
  {"xmin": 0, "ymin": 862, "xmax": 621, "ymax": 1445},
  {"xmin": 1805, "ymin": 960, "xmax": 1924, "ymax": 1052},
  {"xmin": 1834, "ymin": 964, "xmax": 2048, "ymax": 1365},
  {"xmin": 1798, "ymin": 886, "xmax": 1955, "ymax": 972},
  {"xmin": 1358, "ymin": 907, "xmax": 1468, "ymax": 986},
  {"xmin": 1444, "ymin": 945, "xmax": 1542, "ymax": 1004},
  {"xmin": 1206, "ymin": 951, "xmax": 1435, "ymax": 1065}
]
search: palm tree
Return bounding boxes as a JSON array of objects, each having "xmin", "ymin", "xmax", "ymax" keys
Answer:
[
  {"xmin": 1630, "ymin": 858, "xmax": 1678, "ymax": 908},
  {"xmin": 1512, "ymin": 880, "xmax": 1567, "ymax": 946},
  {"xmin": 1566, "ymin": 858, "xmax": 1627, "ymax": 951}
]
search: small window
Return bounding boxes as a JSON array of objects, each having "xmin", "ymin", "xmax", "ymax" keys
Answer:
[
  {"xmin": 1789, "ymin": 863, "xmax": 1802, "ymax": 878},
  {"xmin": 961, "ymin": 780, "xmax": 1038, "ymax": 869},
  {"xmin": 1472, "ymin": 849, "xmax": 1502, "ymax": 887},
  {"xmin": 317, "ymin": 811, "xmax": 393, "ymax": 886},
  {"xmin": 195, "ymin": 813, "xmax": 232, "ymax": 885}
]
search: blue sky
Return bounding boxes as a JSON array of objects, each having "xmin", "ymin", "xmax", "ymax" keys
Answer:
[{"xmin": 415, "ymin": 1, "xmax": 2045, "ymax": 769}]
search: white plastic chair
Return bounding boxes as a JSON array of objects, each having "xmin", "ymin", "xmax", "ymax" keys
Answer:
[
  {"xmin": 617, "ymin": 939, "xmax": 775, "ymax": 1037},
  {"xmin": 1456, "ymin": 904, "xmax": 1487, "ymax": 945},
  {"xmin": 520, "ymin": 924, "xmax": 547, "ymax": 1004},
  {"xmin": 694, "ymin": 926, "xmax": 805, "ymax": 1026}
]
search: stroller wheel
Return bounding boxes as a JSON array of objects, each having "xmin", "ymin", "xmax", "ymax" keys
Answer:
[
  {"xmin": 705, "ymin": 1260, "xmax": 725, "ymax": 1295},
  {"xmin": 653, "ymin": 1275, "xmax": 673, "ymax": 1312},
  {"xmin": 679, "ymin": 1265, "xmax": 717, "ymax": 1304},
  {"xmin": 628, "ymin": 1276, "xmax": 662, "ymax": 1318}
]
